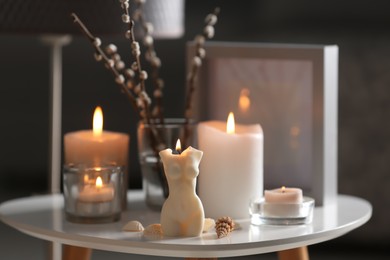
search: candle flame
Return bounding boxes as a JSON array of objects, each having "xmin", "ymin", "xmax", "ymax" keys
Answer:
[
  {"xmin": 239, "ymin": 88, "xmax": 251, "ymax": 113},
  {"xmin": 175, "ymin": 139, "xmax": 182, "ymax": 152},
  {"xmin": 96, "ymin": 176, "xmax": 103, "ymax": 189},
  {"xmin": 281, "ymin": 186, "xmax": 286, "ymax": 193},
  {"xmin": 93, "ymin": 106, "xmax": 103, "ymax": 136},
  {"xmin": 84, "ymin": 174, "xmax": 89, "ymax": 184},
  {"xmin": 226, "ymin": 112, "xmax": 235, "ymax": 134}
]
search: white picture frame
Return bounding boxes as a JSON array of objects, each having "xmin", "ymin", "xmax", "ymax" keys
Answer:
[{"xmin": 187, "ymin": 41, "xmax": 338, "ymax": 206}]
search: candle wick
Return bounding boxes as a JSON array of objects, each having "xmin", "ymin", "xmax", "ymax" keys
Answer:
[{"xmin": 172, "ymin": 149, "xmax": 181, "ymax": 155}]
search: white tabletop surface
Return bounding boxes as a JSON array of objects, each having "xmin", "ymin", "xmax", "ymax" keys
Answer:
[{"xmin": 0, "ymin": 191, "xmax": 372, "ymax": 258}]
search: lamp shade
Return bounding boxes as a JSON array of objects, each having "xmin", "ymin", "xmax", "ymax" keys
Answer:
[{"xmin": 0, "ymin": 0, "xmax": 185, "ymax": 38}]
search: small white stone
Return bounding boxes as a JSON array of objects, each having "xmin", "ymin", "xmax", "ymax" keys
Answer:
[{"xmin": 123, "ymin": 220, "xmax": 144, "ymax": 232}]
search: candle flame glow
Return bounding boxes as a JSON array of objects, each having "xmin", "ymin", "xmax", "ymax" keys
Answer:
[
  {"xmin": 175, "ymin": 139, "xmax": 182, "ymax": 152},
  {"xmin": 226, "ymin": 112, "xmax": 235, "ymax": 134},
  {"xmin": 239, "ymin": 88, "xmax": 251, "ymax": 113},
  {"xmin": 93, "ymin": 106, "xmax": 103, "ymax": 136},
  {"xmin": 281, "ymin": 186, "xmax": 286, "ymax": 193},
  {"xmin": 96, "ymin": 176, "xmax": 103, "ymax": 189}
]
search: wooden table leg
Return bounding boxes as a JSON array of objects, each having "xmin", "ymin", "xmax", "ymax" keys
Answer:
[
  {"xmin": 62, "ymin": 245, "xmax": 92, "ymax": 260},
  {"xmin": 277, "ymin": 246, "xmax": 309, "ymax": 260}
]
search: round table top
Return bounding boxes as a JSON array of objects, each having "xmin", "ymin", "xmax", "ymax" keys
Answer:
[{"xmin": 0, "ymin": 191, "xmax": 372, "ymax": 258}]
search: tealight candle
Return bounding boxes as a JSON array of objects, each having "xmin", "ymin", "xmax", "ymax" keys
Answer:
[
  {"xmin": 78, "ymin": 176, "xmax": 114, "ymax": 203},
  {"xmin": 264, "ymin": 186, "xmax": 303, "ymax": 204},
  {"xmin": 198, "ymin": 112, "xmax": 263, "ymax": 219},
  {"xmin": 63, "ymin": 165, "xmax": 123, "ymax": 223},
  {"xmin": 159, "ymin": 141, "xmax": 205, "ymax": 237},
  {"xmin": 263, "ymin": 186, "xmax": 303, "ymax": 217}
]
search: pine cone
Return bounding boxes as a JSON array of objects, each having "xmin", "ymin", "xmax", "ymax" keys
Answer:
[{"xmin": 215, "ymin": 216, "xmax": 235, "ymax": 238}]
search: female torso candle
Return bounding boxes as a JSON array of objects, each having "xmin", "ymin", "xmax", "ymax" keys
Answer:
[
  {"xmin": 159, "ymin": 142, "xmax": 204, "ymax": 237},
  {"xmin": 198, "ymin": 112, "xmax": 263, "ymax": 219}
]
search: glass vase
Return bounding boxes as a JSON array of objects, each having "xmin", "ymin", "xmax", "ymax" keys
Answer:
[{"xmin": 137, "ymin": 118, "xmax": 196, "ymax": 210}]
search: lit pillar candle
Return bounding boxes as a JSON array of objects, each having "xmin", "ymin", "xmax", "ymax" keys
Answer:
[
  {"xmin": 198, "ymin": 112, "xmax": 263, "ymax": 219},
  {"xmin": 159, "ymin": 140, "xmax": 205, "ymax": 237},
  {"xmin": 64, "ymin": 106, "xmax": 129, "ymax": 167}
]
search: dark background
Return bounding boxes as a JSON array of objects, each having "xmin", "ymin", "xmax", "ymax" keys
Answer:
[{"xmin": 0, "ymin": 0, "xmax": 389, "ymax": 258}]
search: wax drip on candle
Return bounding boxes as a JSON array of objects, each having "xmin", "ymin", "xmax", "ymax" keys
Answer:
[{"xmin": 172, "ymin": 139, "xmax": 182, "ymax": 154}]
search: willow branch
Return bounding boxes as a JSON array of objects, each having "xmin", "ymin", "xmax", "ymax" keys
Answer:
[{"xmin": 71, "ymin": 13, "xmax": 139, "ymax": 114}]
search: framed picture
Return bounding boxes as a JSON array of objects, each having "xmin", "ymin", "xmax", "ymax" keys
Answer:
[{"xmin": 187, "ymin": 42, "xmax": 338, "ymax": 206}]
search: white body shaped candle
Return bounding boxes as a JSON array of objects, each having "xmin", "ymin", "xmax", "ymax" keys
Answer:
[{"xmin": 159, "ymin": 146, "xmax": 204, "ymax": 237}]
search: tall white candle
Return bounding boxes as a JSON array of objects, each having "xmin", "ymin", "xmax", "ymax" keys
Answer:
[
  {"xmin": 64, "ymin": 107, "xmax": 129, "ymax": 167},
  {"xmin": 198, "ymin": 112, "xmax": 263, "ymax": 219}
]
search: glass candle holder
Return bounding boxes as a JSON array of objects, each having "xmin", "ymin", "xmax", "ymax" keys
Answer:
[
  {"xmin": 63, "ymin": 164, "xmax": 124, "ymax": 223},
  {"xmin": 249, "ymin": 196, "xmax": 315, "ymax": 225},
  {"xmin": 137, "ymin": 118, "xmax": 197, "ymax": 210}
]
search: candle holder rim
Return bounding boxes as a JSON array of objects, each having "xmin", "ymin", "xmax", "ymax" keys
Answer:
[
  {"xmin": 139, "ymin": 118, "xmax": 197, "ymax": 128},
  {"xmin": 63, "ymin": 164, "xmax": 124, "ymax": 173}
]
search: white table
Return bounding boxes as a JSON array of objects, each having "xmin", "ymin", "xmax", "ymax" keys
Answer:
[{"xmin": 0, "ymin": 191, "xmax": 372, "ymax": 260}]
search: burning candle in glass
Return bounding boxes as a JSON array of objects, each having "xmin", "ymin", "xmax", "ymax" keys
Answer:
[
  {"xmin": 78, "ymin": 173, "xmax": 114, "ymax": 203},
  {"xmin": 63, "ymin": 165, "xmax": 123, "ymax": 223}
]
